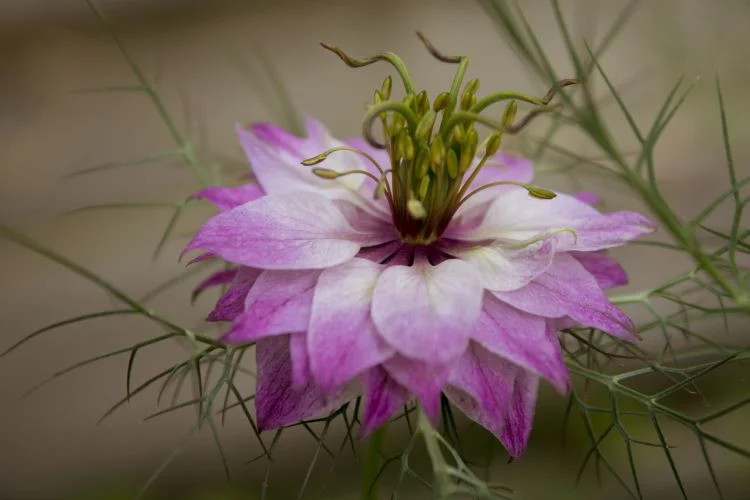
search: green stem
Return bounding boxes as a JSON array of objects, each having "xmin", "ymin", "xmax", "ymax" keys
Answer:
[{"xmin": 362, "ymin": 425, "xmax": 386, "ymax": 499}]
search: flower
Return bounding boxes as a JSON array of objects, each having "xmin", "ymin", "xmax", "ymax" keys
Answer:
[{"xmin": 185, "ymin": 41, "xmax": 654, "ymax": 457}]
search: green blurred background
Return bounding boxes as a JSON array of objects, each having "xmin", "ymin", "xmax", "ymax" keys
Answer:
[{"xmin": 1, "ymin": 0, "xmax": 749, "ymax": 498}]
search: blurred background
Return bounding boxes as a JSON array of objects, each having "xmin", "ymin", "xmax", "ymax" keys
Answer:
[{"xmin": 1, "ymin": 0, "xmax": 749, "ymax": 498}]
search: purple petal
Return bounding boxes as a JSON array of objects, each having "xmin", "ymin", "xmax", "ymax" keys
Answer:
[
  {"xmin": 493, "ymin": 254, "xmax": 637, "ymax": 341},
  {"xmin": 571, "ymin": 251, "xmax": 629, "ymax": 289},
  {"xmin": 192, "ymin": 183, "xmax": 264, "ymax": 212},
  {"xmin": 383, "ymin": 355, "xmax": 450, "ymax": 423},
  {"xmin": 441, "ymin": 238, "xmax": 556, "ymax": 292},
  {"xmin": 464, "ymin": 189, "xmax": 655, "ymax": 251},
  {"xmin": 462, "ymin": 153, "xmax": 534, "ymax": 207},
  {"xmin": 222, "ymin": 269, "xmax": 320, "ymax": 343},
  {"xmin": 372, "ymin": 257, "xmax": 483, "ymax": 364},
  {"xmin": 238, "ymin": 118, "xmax": 381, "ymax": 214},
  {"xmin": 444, "ymin": 343, "xmax": 517, "ymax": 439},
  {"xmin": 255, "ymin": 335, "xmax": 354, "ymax": 431},
  {"xmin": 289, "ymin": 333, "xmax": 311, "ymax": 389},
  {"xmin": 308, "ymin": 259, "xmax": 395, "ymax": 391},
  {"xmin": 356, "ymin": 241, "xmax": 404, "ymax": 264},
  {"xmin": 573, "ymin": 191, "xmax": 600, "ymax": 206},
  {"xmin": 360, "ymin": 366, "xmax": 409, "ymax": 436},
  {"xmin": 185, "ymin": 191, "xmax": 378, "ymax": 270},
  {"xmin": 207, "ymin": 267, "xmax": 260, "ymax": 322},
  {"xmin": 500, "ymin": 370, "xmax": 539, "ymax": 457},
  {"xmin": 192, "ymin": 268, "xmax": 237, "ymax": 302},
  {"xmin": 471, "ymin": 294, "xmax": 568, "ymax": 392}
]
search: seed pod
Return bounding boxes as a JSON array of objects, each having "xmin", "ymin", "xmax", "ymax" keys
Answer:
[
  {"xmin": 418, "ymin": 175, "xmax": 431, "ymax": 200},
  {"xmin": 380, "ymin": 75, "xmax": 392, "ymax": 100},
  {"xmin": 415, "ymin": 110, "xmax": 437, "ymax": 141},
  {"xmin": 446, "ymin": 149, "xmax": 459, "ymax": 179}
]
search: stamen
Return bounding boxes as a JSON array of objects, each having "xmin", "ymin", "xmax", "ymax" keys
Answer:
[
  {"xmin": 362, "ymin": 101, "xmax": 419, "ymax": 149},
  {"xmin": 503, "ymin": 226, "xmax": 578, "ymax": 249},
  {"xmin": 407, "ymin": 199, "xmax": 427, "ymax": 219},
  {"xmin": 311, "ymin": 167, "xmax": 381, "ymax": 184},
  {"xmin": 471, "ymin": 78, "xmax": 579, "ymax": 114},
  {"xmin": 453, "ymin": 181, "xmax": 557, "ymax": 212},
  {"xmin": 320, "ymin": 43, "xmax": 416, "ymax": 95}
]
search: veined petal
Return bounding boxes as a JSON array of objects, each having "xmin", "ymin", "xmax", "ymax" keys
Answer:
[
  {"xmin": 441, "ymin": 239, "xmax": 555, "ymax": 292},
  {"xmin": 444, "ymin": 343, "xmax": 517, "ymax": 439},
  {"xmin": 500, "ymin": 370, "xmax": 539, "ymax": 457},
  {"xmin": 289, "ymin": 333, "xmax": 310, "ymax": 389},
  {"xmin": 493, "ymin": 254, "xmax": 637, "ymax": 341},
  {"xmin": 308, "ymin": 259, "xmax": 395, "ymax": 391},
  {"xmin": 360, "ymin": 366, "xmax": 409, "ymax": 436},
  {"xmin": 222, "ymin": 269, "xmax": 320, "ymax": 343},
  {"xmin": 206, "ymin": 267, "xmax": 261, "ymax": 322},
  {"xmin": 192, "ymin": 183, "xmax": 264, "ymax": 212},
  {"xmin": 255, "ymin": 335, "xmax": 354, "ymax": 431},
  {"xmin": 472, "ymin": 294, "xmax": 568, "ymax": 392},
  {"xmin": 463, "ymin": 189, "xmax": 655, "ymax": 251},
  {"xmin": 185, "ymin": 191, "xmax": 380, "ymax": 270},
  {"xmin": 192, "ymin": 268, "xmax": 237, "ymax": 302},
  {"xmin": 383, "ymin": 356, "xmax": 450, "ymax": 423},
  {"xmin": 571, "ymin": 251, "xmax": 629, "ymax": 289},
  {"xmin": 372, "ymin": 257, "xmax": 483, "ymax": 364}
]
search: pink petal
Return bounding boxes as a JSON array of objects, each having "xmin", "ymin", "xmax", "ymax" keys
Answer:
[
  {"xmin": 571, "ymin": 251, "xmax": 629, "ymax": 289},
  {"xmin": 461, "ymin": 153, "xmax": 534, "ymax": 208},
  {"xmin": 573, "ymin": 191, "xmax": 600, "ymax": 206},
  {"xmin": 185, "ymin": 191, "xmax": 377, "ymax": 270},
  {"xmin": 222, "ymin": 269, "xmax": 320, "ymax": 343},
  {"xmin": 207, "ymin": 267, "xmax": 261, "ymax": 322},
  {"xmin": 471, "ymin": 294, "xmax": 568, "ymax": 392},
  {"xmin": 493, "ymin": 254, "xmax": 637, "ymax": 341},
  {"xmin": 289, "ymin": 333, "xmax": 311, "ymax": 389},
  {"xmin": 383, "ymin": 355, "xmax": 450, "ymax": 423},
  {"xmin": 255, "ymin": 335, "xmax": 354, "ymax": 431},
  {"xmin": 308, "ymin": 259, "xmax": 395, "ymax": 391},
  {"xmin": 500, "ymin": 370, "xmax": 539, "ymax": 457},
  {"xmin": 191, "ymin": 268, "xmax": 238, "ymax": 302},
  {"xmin": 371, "ymin": 257, "xmax": 483, "ymax": 364},
  {"xmin": 441, "ymin": 238, "xmax": 556, "ymax": 292},
  {"xmin": 464, "ymin": 189, "xmax": 655, "ymax": 251},
  {"xmin": 444, "ymin": 344, "xmax": 517, "ymax": 439},
  {"xmin": 192, "ymin": 183, "xmax": 264, "ymax": 212},
  {"xmin": 356, "ymin": 241, "xmax": 404, "ymax": 264},
  {"xmin": 360, "ymin": 366, "xmax": 409, "ymax": 436}
]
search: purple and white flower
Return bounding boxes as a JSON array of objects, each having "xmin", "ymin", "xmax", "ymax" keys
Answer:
[{"xmin": 185, "ymin": 50, "xmax": 654, "ymax": 456}]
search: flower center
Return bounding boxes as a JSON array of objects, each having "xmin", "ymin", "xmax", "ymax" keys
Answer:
[{"xmin": 302, "ymin": 33, "xmax": 576, "ymax": 245}]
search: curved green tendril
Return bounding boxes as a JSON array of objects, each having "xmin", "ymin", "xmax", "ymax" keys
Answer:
[
  {"xmin": 362, "ymin": 101, "xmax": 420, "ymax": 149},
  {"xmin": 320, "ymin": 43, "xmax": 416, "ymax": 95}
]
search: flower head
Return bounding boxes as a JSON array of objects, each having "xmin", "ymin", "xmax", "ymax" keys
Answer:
[{"xmin": 186, "ymin": 35, "xmax": 655, "ymax": 457}]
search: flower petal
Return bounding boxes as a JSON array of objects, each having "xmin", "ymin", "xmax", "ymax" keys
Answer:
[
  {"xmin": 493, "ymin": 254, "xmax": 637, "ymax": 341},
  {"xmin": 222, "ymin": 269, "xmax": 320, "ymax": 343},
  {"xmin": 360, "ymin": 366, "xmax": 409, "ymax": 436},
  {"xmin": 441, "ymin": 239, "xmax": 556, "ymax": 292},
  {"xmin": 500, "ymin": 370, "xmax": 539, "ymax": 457},
  {"xmin": 383, "ymin": 355, "xmax": 450, "ymax": 423},
  {"xmin": 289, "ymin": 332, "xmax": 310, "ymax": 389},
  {"xmin": 237, "ymin": 118, "xmax": 380, "ymax": 202},
  {"xmin": 206, "ymin": 267, "xmax": 261, "ymax": 322},
  {"xmin": 185, "ymin": 191, "xmax": 377, "ymax": 270},
  {"xmin": 191, "ymin": 268, "xmax": 237, "ymax": 302},
  {"xmin": 308, "ymin": 259, "xmax": 395, "ymax": 391},
  {"xmin": 255, "ymin": 335, "xmax": 354, "ymax": 431},
  {"xmin": 573, "ymin": 191, "xmax": 600, "ymax": 206},
  {"xmin": 571, "ymin": 251, "xmax": 629, "ymax": 289},
  {"xmin": 464, "ymin": 189, "xmax": 655, "ymax": 251},
  {"xmin": 471, "ymin": 294, "xmax": 568, "ymax": 392},
  {"xmin": 372, "ymin": 257, "xmax": 483, "ymax": 364},
  {"xmin": 192, "ymin": 183, "xmax": 264, "ymax": 212},
  {"xmin": 444, "ymin": 344, "xmax": 517, "ymax": 439}
]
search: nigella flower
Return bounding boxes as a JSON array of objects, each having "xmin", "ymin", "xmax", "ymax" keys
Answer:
[{"xmin": 186, "ymin": 37, "xmax": 654, "ymax": 457}]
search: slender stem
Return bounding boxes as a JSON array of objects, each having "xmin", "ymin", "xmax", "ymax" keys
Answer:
[{"xmin": 362, "ymin": 425, "xmax": 386, "ymax": 500}]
